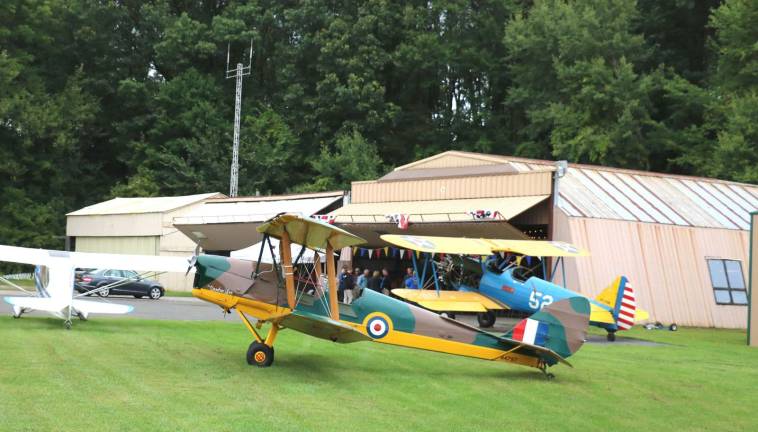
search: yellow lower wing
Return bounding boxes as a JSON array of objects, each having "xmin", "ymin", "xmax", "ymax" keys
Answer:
[{"xmin": 392, "ymin": 289, "xmax": 507, "ymax": 313}]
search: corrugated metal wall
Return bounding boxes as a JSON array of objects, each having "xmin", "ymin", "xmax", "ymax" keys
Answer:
[
  {"xmin": 351, "ymin": 171, "xmax": 552, "ymax": 203},
  {"xmin": 553, "ymin": 210, "xmax": 749, "ymax": 328},
  {"xmin": 67, "ymin": 213, "xmax": 163, "ymax": 236},
  {"xmin": 76, "ymin": 236, "xmax": 159, "ymax": 255}
]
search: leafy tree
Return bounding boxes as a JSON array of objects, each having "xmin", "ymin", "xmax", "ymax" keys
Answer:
[{"xmin": 299, "ymin": 129, "xmax": 384, "ymax": 192}]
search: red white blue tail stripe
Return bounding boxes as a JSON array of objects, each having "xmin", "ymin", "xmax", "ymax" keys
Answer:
[
  {"xmin": 616, "ymin": 282, "xmax": 636, "ymax": 330},
  {"xmin": 511, "ymin": 318, "xmax": 549, "ymax": 346}
]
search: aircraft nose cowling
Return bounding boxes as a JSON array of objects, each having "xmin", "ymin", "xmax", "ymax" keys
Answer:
[
  {"xmin": 192, "ymin": 255, "xmax": 282, "ymax": 304},
  {"xmin": 193, "ymin": 255, "xmax": 234, "ymax": 289}
]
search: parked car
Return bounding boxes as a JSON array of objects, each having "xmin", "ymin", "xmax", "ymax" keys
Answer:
[{"xmin": 75, "ymin": 269, "xmax": 164, "ymax": 300}]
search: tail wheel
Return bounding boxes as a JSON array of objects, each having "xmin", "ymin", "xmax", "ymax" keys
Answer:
[
  {"xmin": 477, "ymin": 311, "xmax": 496, "ymax": 328},
  {"xmin": 246, "ymin": 342, "xmax": 274, "ymax": 367},
  {"xmin": 606, "ymin": 331, "xmax": 616, "ymax": 342},
  {"xmin": 669, "ymin": 323, "xmax": 678, "ymax": 332}
]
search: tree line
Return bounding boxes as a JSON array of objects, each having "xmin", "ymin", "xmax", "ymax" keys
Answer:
[{"xmin": 0, "ymin": 0, "xmax": 756, "ymax": 249}]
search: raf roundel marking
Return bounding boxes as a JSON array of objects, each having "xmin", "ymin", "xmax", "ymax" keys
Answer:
[{"xmin": 366, "ymin": 316, "xmax": 390, "ymax": 339}]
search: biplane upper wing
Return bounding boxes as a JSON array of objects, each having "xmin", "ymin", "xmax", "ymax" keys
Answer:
[
  {"xmin": 258, "ymin": 213, "xmax": 366, "ymax": 250},
  {"xmin": 487, "ymin": 239, "xmax": 589, "ymax": 257},
  {"xmin": 380, "ymin": 235, "xmax": 493, "ymax": 255},
  {"xmin": 380, "ymin": 235, "xmax": 588, "ymax": 257},
  {"xmin": 392, "ymin": 289, "xmax": 508, "ymax": 313}
]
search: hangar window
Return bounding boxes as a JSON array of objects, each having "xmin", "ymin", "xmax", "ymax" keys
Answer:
[{"xmin": 707, "ymin": 259, "xmax": 747, "ymax": 305}]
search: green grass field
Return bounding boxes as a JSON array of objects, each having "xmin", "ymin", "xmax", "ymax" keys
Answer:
[{"xmin": 1, "ymin": 318, "xmax": 756, "ymax": 432}]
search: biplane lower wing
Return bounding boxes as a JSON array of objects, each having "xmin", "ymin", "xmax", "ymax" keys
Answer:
[
  {"xmin": 281, "ymin": 310, "xmax": 371, "ymax": 343},
  {"xmin": 391, "ymin": 289, "xmax": 507, "ymax": 313}
]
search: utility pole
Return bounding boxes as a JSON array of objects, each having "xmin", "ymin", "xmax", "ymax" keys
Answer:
[{"xmin": 225, "ymin": 40, "xmax": 252, "ymax": 197}]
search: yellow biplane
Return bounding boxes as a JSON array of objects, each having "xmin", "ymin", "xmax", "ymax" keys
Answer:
[{"xmin": 189, "ymin": 214, "xmax": 592, "ymax": 377}]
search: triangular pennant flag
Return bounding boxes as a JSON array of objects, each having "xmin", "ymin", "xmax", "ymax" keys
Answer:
[
  {"xmin": 384, "ymin": 247, "xmax": 389, "ymax": 256},
  {"xmin": 416, "ymin": 250, "xmax": 421, "ymax": 259},
  {"xmin": 399, "ymin": 249, "xmax": 405, "ymax": 259},
  {"xmin": 352, "ymin": 246, "xmax": 357, "ymax": 255},
  {"xmin": 368, "ymin": 249, "xmax": 373, "ymax": 259},
  {"xmin": 525, "ymin": 256, "xmax": 532, "ymax": 266},
  {"xmin": 499, "ymin": 251, "xmax": 505, "ymax": 259},
  {"xmin": 515, "ymin": 256, "xmax": 523, "ymax": 266},
  {"xmin": 376, "ymin": 248, "xmax": 381, "ymax": 258}
]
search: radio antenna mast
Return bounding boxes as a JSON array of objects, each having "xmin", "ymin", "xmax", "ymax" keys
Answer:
[{"xmin": 225, "ymin": 40, "xmax": 253, "ymax": 197}]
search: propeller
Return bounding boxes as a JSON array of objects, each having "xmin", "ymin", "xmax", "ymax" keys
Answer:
[{"xmin": 186, "ymin": 244, "xmax": 201, "ymax": 276}]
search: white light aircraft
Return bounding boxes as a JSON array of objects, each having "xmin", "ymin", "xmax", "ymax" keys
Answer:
[{"xmin": 0, "ymin": 245, "xmax": 193, "ymax": 329}]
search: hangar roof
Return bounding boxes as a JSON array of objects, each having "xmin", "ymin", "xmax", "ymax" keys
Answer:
[
  {"xmin": 67, "ymin": 193, "xmax": 224, "ymax": 216},
  {"xmin": 395, "ymin": 151, "xmax": 758, "ymax": 231},
  {"xmin": 172, "ymin": 191, "xmax": 345, "ymax": 251}
]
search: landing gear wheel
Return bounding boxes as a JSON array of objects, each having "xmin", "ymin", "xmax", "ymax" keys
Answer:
[
  {"xmin": 477, "ymin": 311, "xmax": 496, "ymax": 328},
  {"xmin": 64, "ymin": 320, "xmax": 72, "ymax": 330},
  {"xmin": 440, "ymin": 312, "xmax": 456, "ymax": 320},
  {"xmin": 149, "ymin": 287, "xmax": 162, "ymax": 300},
  {"xmin": 669, "ymin": 323, "xmax": 678, "ymax": 332},
  {"xmin": 246, "ymin": 342, "xmax": 274, "ymax": 367},
  {"xmin": 545, "ymin": 372, "xmax": 555, "ymax": 380},
  {"xmin": 606, "ymin": 331, "xmax": 616, "ymax": 342}
]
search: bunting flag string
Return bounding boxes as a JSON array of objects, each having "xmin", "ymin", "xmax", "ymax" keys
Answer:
[
  {"xmin": 385, "ymin": 214, "xmax": 410, "ymax": 230},
  {"xmin": 467, "ymin": 209, "xmax": 501, "ymax": 220},
  {"xmin": 310, "ymin": 214, "xmax": 336, "ymax": 224}
]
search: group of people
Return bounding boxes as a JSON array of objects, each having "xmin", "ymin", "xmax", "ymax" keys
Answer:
[{"xmin": 338, "ymin": 266, "xmax": 420, "ymax": 304}]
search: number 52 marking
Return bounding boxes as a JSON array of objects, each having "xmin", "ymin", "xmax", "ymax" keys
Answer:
[{"xmin": 529, "ymin": 290, "xmax": 554, "ymax": 310}]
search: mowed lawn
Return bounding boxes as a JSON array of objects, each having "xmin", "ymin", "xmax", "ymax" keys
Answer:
[{"xmin": 1, "ymin": 318, "xmax": 757, "ymax": 432}]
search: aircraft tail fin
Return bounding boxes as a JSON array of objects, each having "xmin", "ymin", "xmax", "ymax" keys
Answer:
[
  {"xmin": 595, "ymin": 276, "xmax": 637, "ymax": 330},
  {"xmin": 504, "ymin": 297, "xmax": 590, "ymax": 359}
]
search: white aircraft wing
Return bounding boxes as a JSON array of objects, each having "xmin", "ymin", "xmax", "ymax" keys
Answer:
[
  {"xmin": 72, "ymin": 299, "xmax": 133, "ymax": 315},
  {"xmin": 68, "ymin": 251, "xmax": 191, "ymax": 273},
  {"xmin": 0, "ymin": 245, "xmax": 192, "ymax": 273},
  {"xmin": 0, "ymin": 245, "xmax": 55, "ymax": 266},
  {"xmin": 4, "ymin": 296, "xmax": 68, "ymax": 312}
]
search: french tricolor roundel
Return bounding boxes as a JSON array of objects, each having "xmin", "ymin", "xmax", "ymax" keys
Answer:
[{"xmin": 366, "ymin": 316, "xmax": 390, "ymax": 339}]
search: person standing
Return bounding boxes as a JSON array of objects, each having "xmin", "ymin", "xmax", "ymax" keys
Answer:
[
  {"xmin": 338, "ymin": 266, "xmax": 355, "ymax": 304},
  {"xmin": 379, "ymin": 268, "xmax": 392, "ymax": 295},
  {"xmin": 356, "ymin": 268, "xmax": 369, "ymax": 289},
  {"xmin": 368, "ymin": 270, "xmax": 382, "ymax": 292},
  {"xmin": 403, "ymin": 267, "xmax": 418, "ymax": 289}
]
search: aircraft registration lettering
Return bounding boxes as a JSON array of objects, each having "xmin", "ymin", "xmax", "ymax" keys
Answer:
[
  {"xmin": 401, "ymin": 236, "xmax": 436, "ymax": 250},
  {"xmin": 549, "ymin": 241, "xmax": 579, "ymax": 254}
]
